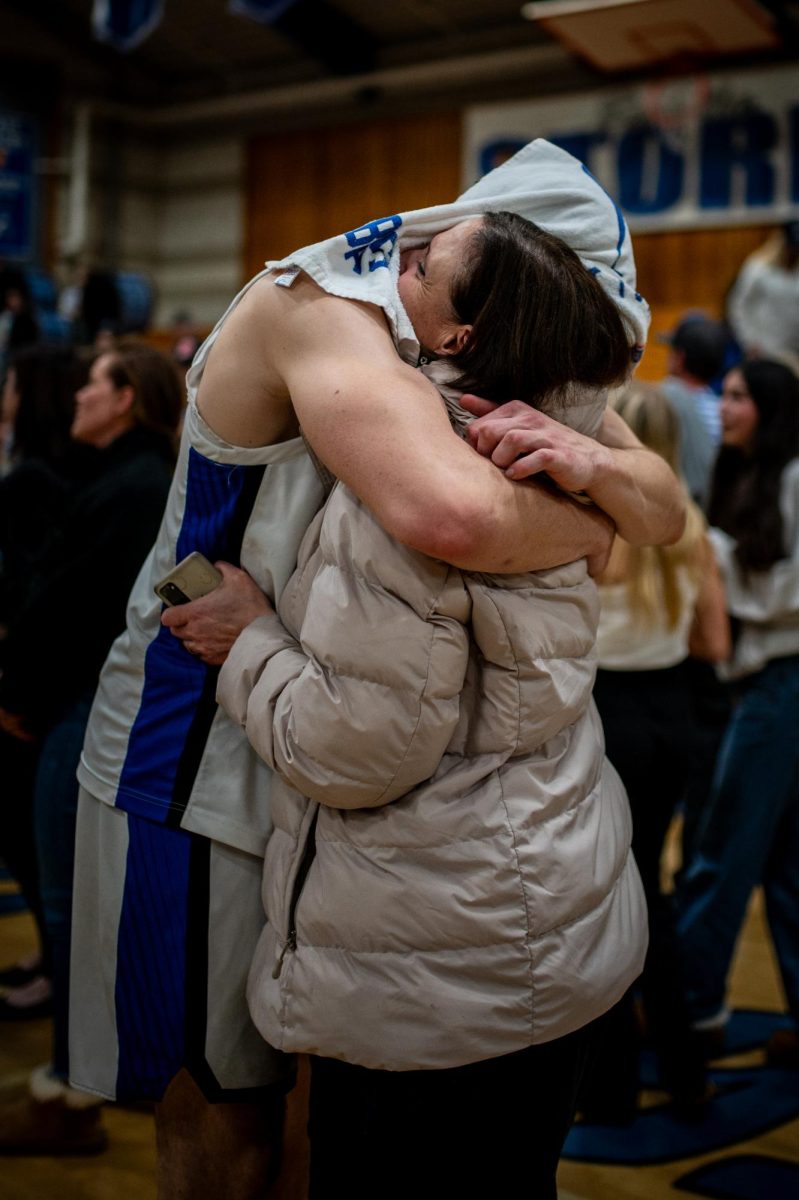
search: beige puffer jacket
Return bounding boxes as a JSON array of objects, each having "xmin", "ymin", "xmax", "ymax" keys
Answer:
[{"xmin": 218, "ymin": 483, "xmax": 647, "ymax": 1071}]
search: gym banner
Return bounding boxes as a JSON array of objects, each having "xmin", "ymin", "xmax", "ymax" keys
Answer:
[
  {"xmin": 0, "ymin": 112, "xmax": 37, "ymax": 260},
  {"xmin": 228, "ymin": 0, "xmax": 301, "ymax": 22},
  {"xmin": 92, "ymin": 0, "xmax": 165, "ymax": 52},
  {"xmin": 465, "ymin": 64, "xmax": 799, "ymax": 231}
]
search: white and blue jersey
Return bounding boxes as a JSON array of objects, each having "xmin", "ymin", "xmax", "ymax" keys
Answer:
[{"xmin": 78, "ymin": 406, "xmax": 325, "ymax": 853}]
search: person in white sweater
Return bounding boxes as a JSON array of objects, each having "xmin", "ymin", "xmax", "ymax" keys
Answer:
[{"xmin": 727, "ymin": 223, "xmax": 799, "ymax": 364}]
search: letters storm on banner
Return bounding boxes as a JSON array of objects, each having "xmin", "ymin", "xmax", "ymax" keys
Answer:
[{"xmin": 465, "ymin": 65, "xmax": 799, "ymax": 232}]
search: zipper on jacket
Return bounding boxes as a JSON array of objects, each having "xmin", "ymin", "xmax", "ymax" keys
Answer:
[
  {"xmin": 273, "ymin": 930, "xmax": 296, "ymax": 979},
  {"xmin": 273, "ymin": 807, "xmax": 319, "ymax": 979}
]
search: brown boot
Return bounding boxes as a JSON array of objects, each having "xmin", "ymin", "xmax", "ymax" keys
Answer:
[{"xmin": 0, "ymin": 1066, "xmax": 108, "ymax": 1155}]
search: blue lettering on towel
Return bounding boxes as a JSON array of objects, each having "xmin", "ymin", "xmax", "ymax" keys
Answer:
[{"xmin": 344, "ymin": 215, "xmax": 403, "ymax": 274}]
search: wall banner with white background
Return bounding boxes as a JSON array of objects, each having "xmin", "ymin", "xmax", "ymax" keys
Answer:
[{"xmin": 464, "ymin": 64, "xmax": 799, "ymax": 232}]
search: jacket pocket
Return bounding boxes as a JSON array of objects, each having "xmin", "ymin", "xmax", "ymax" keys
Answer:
[{"xmin": 273, "ymin": 805, "xmax": 319, "ymax": 979}]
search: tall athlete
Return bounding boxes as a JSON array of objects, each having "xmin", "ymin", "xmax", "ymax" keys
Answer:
[{"xmin": 69, "ymin": 141, "xmax": 683, "ymax": 1198}]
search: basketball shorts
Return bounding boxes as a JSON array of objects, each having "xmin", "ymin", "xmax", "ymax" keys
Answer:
[{"xmin": 69, "ymin": 788, "xmax": 293, "ymax": 1103}]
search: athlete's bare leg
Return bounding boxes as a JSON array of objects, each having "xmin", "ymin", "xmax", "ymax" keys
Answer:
[{"xmin": 155, "ymin": 1070, "xmax": 284, "ymax": 1200}]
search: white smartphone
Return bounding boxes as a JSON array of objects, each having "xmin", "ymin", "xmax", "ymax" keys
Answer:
[{"xmin": 154, "ymin": 552, "xmax": 223, "ymax": 607}]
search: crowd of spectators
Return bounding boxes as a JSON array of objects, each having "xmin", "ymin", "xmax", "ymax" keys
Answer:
[
  {"xmin": 577, "ymin": 225, "xmax": 799, "ymax": 1120},
  {"xmin": 0, "ymin": 263, "xmax": 187, "ymax": 1149}
]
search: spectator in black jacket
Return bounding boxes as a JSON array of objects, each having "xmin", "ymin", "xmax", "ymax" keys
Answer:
[
  {"xmin": 0, "ymin": 275, "xmax": 39, "ymax": 379},
  {"xmin": 0, "ymin": 346, "xmax": 93, "ymax": 1017},
  {"xmin": 0, "ymin": 342, "xmax": 182, "ymax": 1156},
  {"xmin": 0, "ymin": 346, "xmax": 95, "ymax": 630}
]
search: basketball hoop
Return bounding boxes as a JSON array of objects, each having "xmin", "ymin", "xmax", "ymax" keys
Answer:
[{"xmin": 643, "ymin": 74, "xmax": 711, "ymax": 143}]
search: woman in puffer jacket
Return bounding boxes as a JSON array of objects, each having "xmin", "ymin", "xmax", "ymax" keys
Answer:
[{"xmin": 174, "ymin": 214, "xmax": 650, "ymax": 1199}]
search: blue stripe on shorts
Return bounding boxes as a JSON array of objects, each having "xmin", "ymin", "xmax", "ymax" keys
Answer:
[{"xmin": 115, "ymin": 814, "xmax": 191, "ymax": 1100}]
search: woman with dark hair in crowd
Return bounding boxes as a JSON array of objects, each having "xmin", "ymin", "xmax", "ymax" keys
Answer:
[
  {"xmin": 677, "ymin": 358, "xmax": 799, "ymax": 1069},
  {"xmin": 0, "ymin": 275, "xmax": 39, "ymax": 379},
  {"xmin": 0, "ymin": 346, "xmax": 92, "ymax": 1019},
  {"xmin": 0, "ymin": 342, "xmax": 182, "ymax": 1154},
  {"xmin": 2, "ymin": 345, "xmax": 77, "ymax": 464},
  {"xmin": 0, "ymin": 346, "xmax": 93, "ymax": 623}
]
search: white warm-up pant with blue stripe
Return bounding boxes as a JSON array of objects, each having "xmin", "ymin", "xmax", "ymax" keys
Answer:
[{"xmin": 69, "ymin": 789, "xmax": 292, "ymax": 1102}]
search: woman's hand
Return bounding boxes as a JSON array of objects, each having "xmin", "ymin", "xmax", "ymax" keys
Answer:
[{"xmin": 161, "ymin": 562, "xmax": 273, "ymax": 666}]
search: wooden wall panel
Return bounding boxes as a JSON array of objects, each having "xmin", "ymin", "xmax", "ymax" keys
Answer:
[
  {"xmin": 247, "ymin": 127, "xmax": 774, "ymax": 387},
  {"xmin": 633, "ymin": 224, "xmax": 773, "ymax": 308},
  {"xmin": 245, "ymin": 113, "xmax": 462, "ymax": 276},
  {"xmin": 632, "ymin": 224, "xmax": 774, "ymax": 381}
]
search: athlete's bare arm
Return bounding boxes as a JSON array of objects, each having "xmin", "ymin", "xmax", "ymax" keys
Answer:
[
  {"xmin": 461, "ymin": 398, "xmax": 686, "ymax": 547},
  {"xmin": 234, "ymin": 275, "xmax": 616, "ymax": 572},
  {"xmin": 197, "ymin": 275, "xmax": 639, "ymax": 574},
  {"xmin": 196, "ymin": 279, "xmax": 298, "ymax": 449},
  {"xmin": 590, "ymin": 408, "xmax": 686, "ymax": 545}
]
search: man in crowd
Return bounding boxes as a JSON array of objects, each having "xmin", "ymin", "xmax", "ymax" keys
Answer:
[{"xmin": 659, "ymin": 314, "xmax": 727, "ymax": 507}]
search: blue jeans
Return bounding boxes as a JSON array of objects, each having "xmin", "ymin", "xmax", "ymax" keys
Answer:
[
  {"xmin": 34, "ymin": 695, "xmax": 93, "ymax": 1081},
  {"xmin": 677, "ymin": 654, "xmax": 799, "ymax": 1027}
]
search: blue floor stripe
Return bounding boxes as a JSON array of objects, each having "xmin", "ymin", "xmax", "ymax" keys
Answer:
[
  {"xmin": 0, "ymin": 865, "xmax": 27, "ymax": 916},
  {"xmin": 0, "ymin": 893, "xmax": 28, "ymax": 916},
  {"xmin": 566, "ymin": 1067, "xmax": 799, "ymax": 1165},
  {"xmin": 674, "ymin": 1153, "xmax": 799, "ymax": 1199},
  {"xmin": 565, "ymin": 1010, "xmax": 799, "ymax": 1166}
]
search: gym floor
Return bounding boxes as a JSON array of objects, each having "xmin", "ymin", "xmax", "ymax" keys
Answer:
[{"xmin": 1, "ymin": 872, "xmax": 797, "ymax": 1199}]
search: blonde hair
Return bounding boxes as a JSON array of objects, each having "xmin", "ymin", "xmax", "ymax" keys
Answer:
[{"xmin": 606, "ymin": 381, "xmax": 705, "ymax": 629}]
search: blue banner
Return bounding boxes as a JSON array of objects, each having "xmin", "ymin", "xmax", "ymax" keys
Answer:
[
  {"xmin": 465, "ymin": 65, "xmax": 799, "ymax": 232},
  {"xmin": 92, "ymin": 0, "xmax": 165, "ymax": 52},
  {"xmin": 0, "ymin": 112, "xmax": 37, "ymax": 260},
  {"xmin": 228, "ymin": 0, "xmax": 301, "ymax": 25}
]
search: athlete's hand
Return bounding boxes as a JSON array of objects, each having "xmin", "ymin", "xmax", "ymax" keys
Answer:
[
  {"xmin": 460, "ymin": 395, "xmax": 614, "ymax": 494},
  {"xmin": 161, "ymin": 561, "xmax": 272, "ymax": 666}
]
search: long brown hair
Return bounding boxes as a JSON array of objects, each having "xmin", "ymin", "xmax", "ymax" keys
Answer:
[
  {"xmin": 9, "ymin": 345, "xmax": 88, "ymax": 467},
  {"xmin": 448, "ymin": 211, "xmax": 632, "ymax": 406},
  {"xmin": 103, "ymin": 340, "xmax": 183, "ymax": 452},
  {"xmin": 708, "ymin": 359, "xmax": 799, "ymax": 572},
  {"xmin": 607, "ymin": 381, "xmax": 705, "ymax": 629}
]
